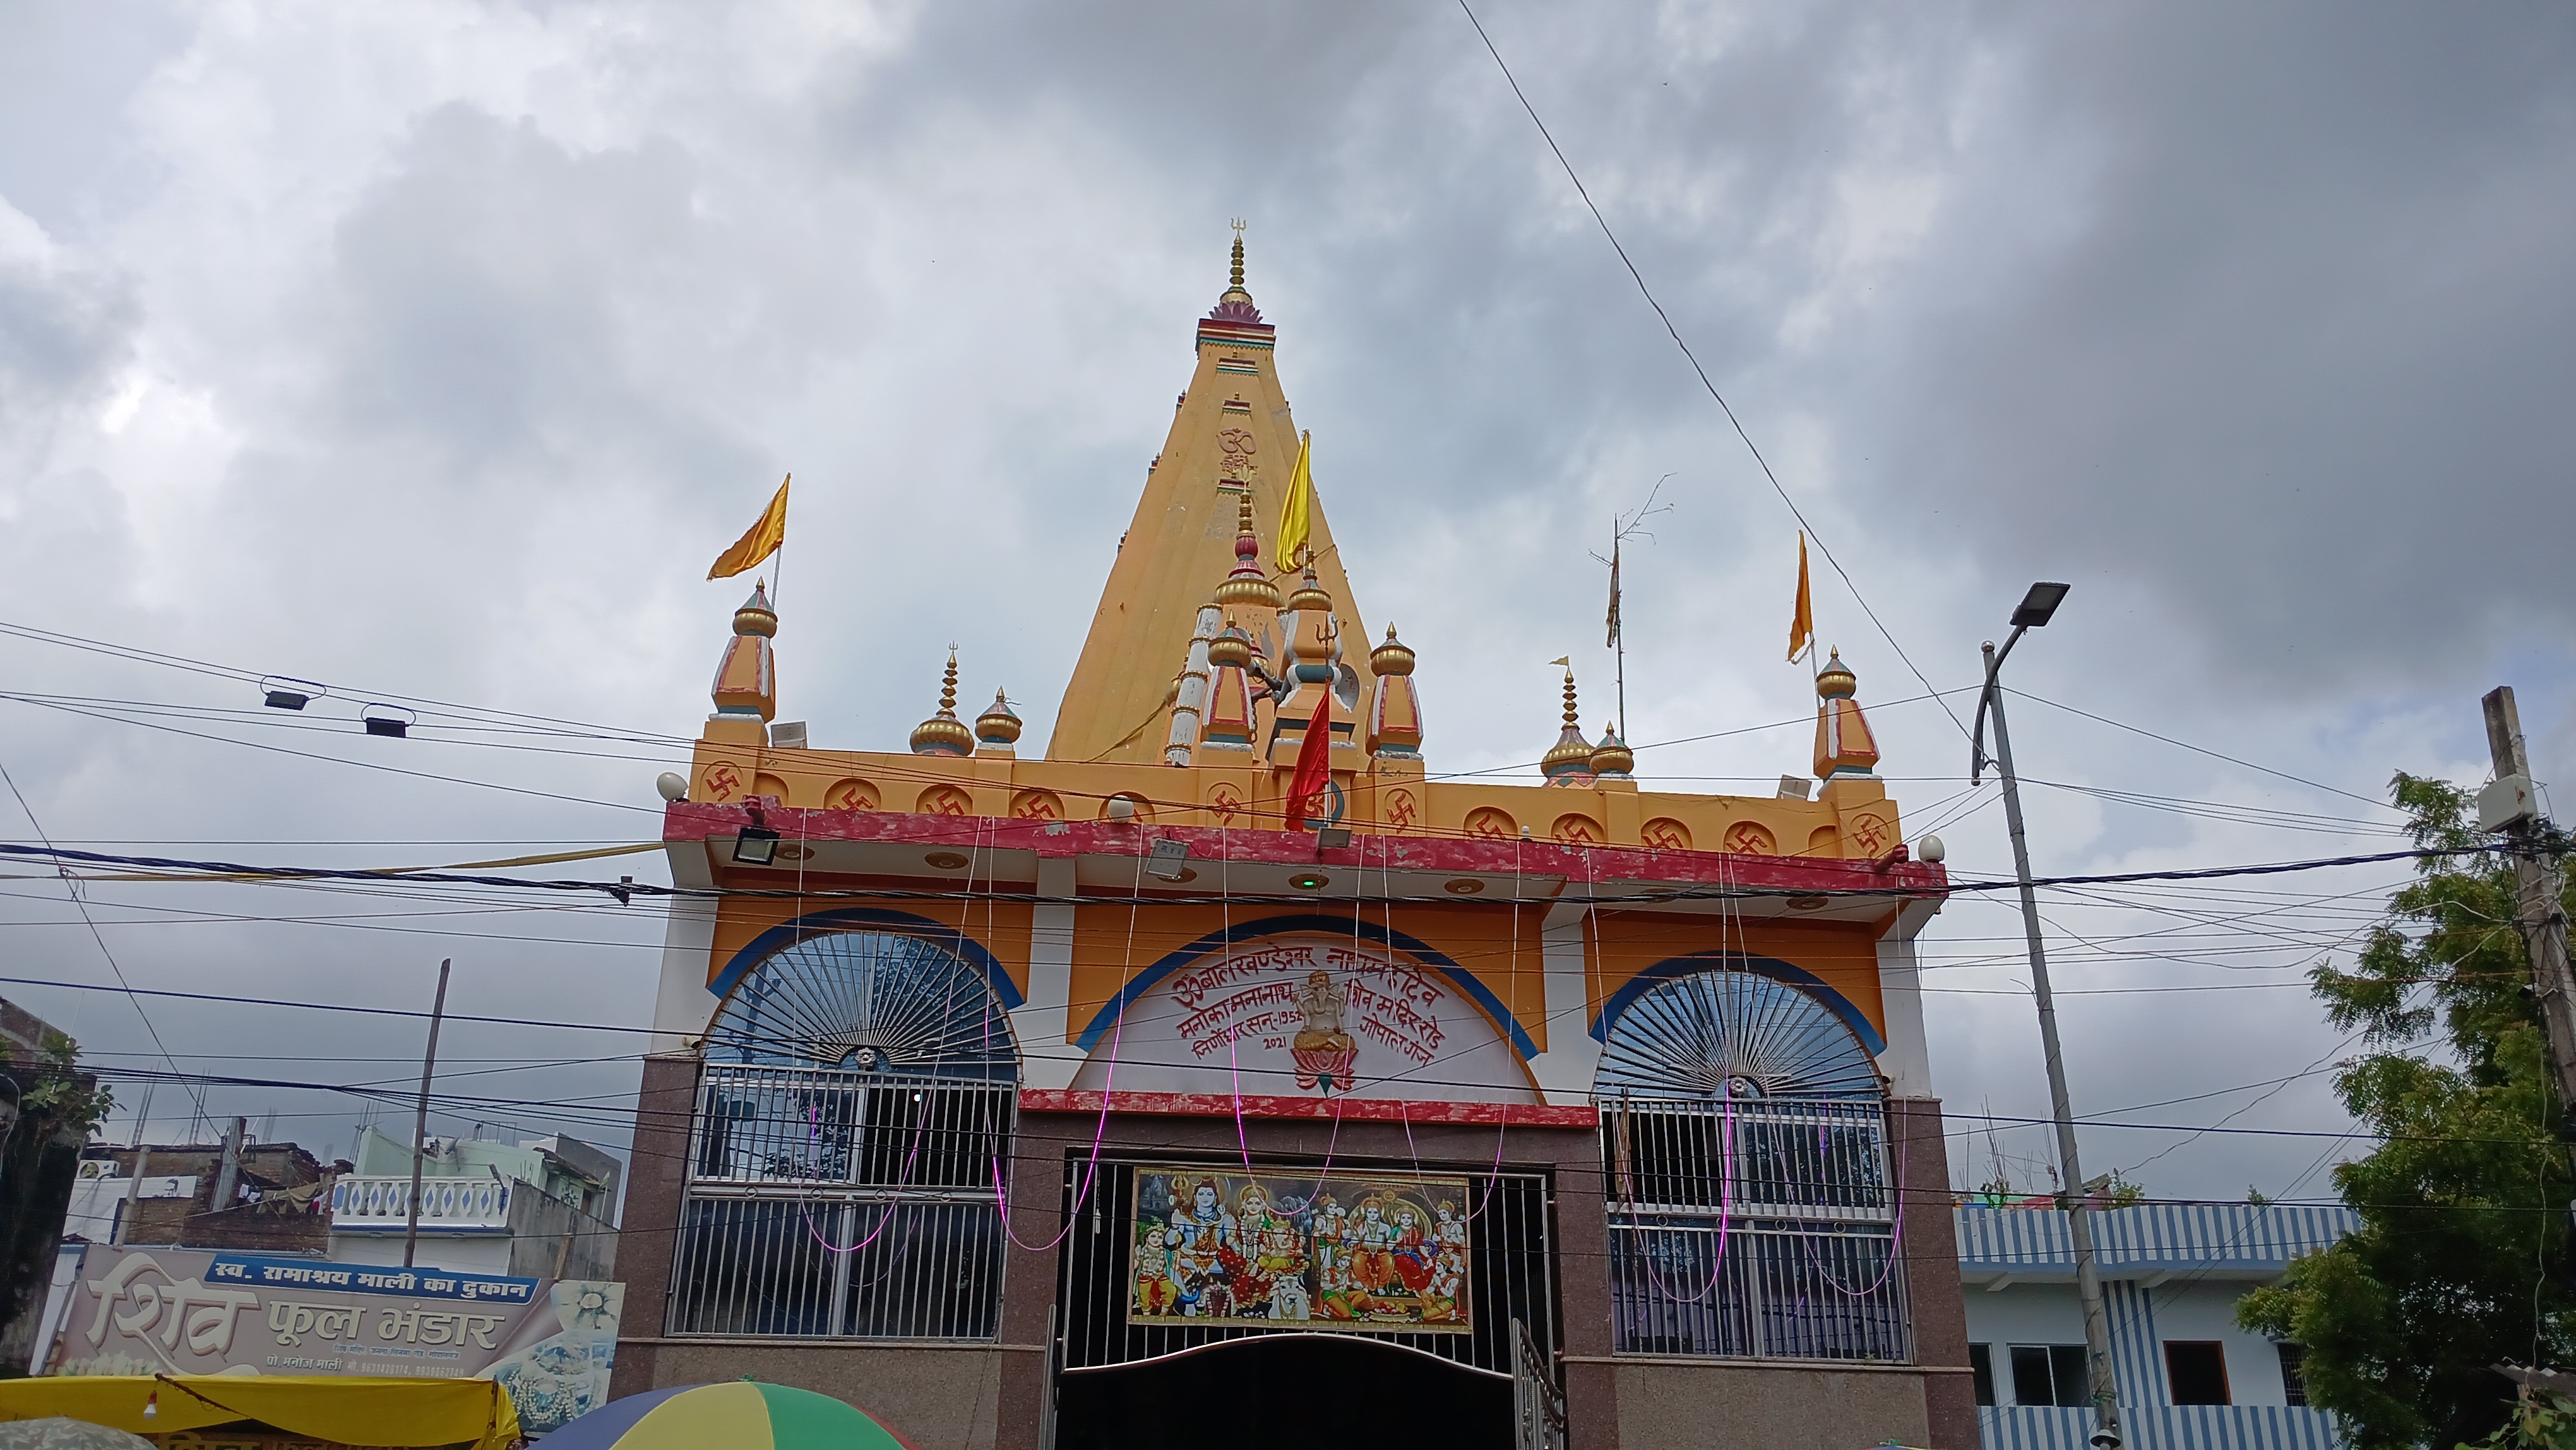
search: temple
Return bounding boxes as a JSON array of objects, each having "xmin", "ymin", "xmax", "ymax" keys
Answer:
[{"xmin": 616, "ymin": 236, "xmax": 1971, "ymax": 1450}]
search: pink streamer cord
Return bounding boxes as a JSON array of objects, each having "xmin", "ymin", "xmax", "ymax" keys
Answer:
[
  {"xmin": 989, "ymin": 855, "xmax": 1145, "ymax": 1252},
  {"xmin": 1626, "ymin": 1093, "xmax": 1736, "ymax": 1306},
  {"xmin": 1801, "ymin": 1108, "xmax": 1912, "ymax": 1299}
]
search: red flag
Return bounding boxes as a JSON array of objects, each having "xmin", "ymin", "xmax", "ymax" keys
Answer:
[{"xmin": 1285, "ymin": 689, "xmax": 1333, "ymax": 830}]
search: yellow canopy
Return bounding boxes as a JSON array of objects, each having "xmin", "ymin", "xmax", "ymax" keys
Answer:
[{"xmin": 0, "ymin": 1375, "xmax": 519, "ymax": 1450}]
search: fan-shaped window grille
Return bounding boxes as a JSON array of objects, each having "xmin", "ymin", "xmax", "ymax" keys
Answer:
[
  {"xmin": 1595, "ymin": 968, "xmax": 1906, "ymax": 1363},
  {"xmin": 1596, "ymin": 968, "xmax": 1880, "ymax": 1100},
  {"xmin": 674, "ymin": 929, "xmax": 1016, "ymax": 1341},
  {"xmin": 707, "ymin": 930, "xmax": 1017, "ymax": 1080}
]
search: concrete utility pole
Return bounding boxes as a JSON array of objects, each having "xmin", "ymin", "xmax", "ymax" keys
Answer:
[
  {"xmin": 1974, "ymin": 582, "xmax": 2120, "ymax": 1448},
  {"xmin": 2481, "ymin": 688, "xmax": 2576, "ymax": 1111},
  {"xmin": 403, "ymin": 958, "xmax": 451, "ymax": 1270}
]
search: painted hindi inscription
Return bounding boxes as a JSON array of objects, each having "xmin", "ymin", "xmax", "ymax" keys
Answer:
[
  {"xmin": 1069, "ymin": 933, "xmax": 1535, "ymax": 1105},
  {"xmin": 1128, "ymin": 1166, "xmax": 1472, "ymax": 1333}
]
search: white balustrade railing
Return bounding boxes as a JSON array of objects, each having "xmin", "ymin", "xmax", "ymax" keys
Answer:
[{"xmin": 330, "ymin": 1174, "xmax": 514, "ymax": 1234}]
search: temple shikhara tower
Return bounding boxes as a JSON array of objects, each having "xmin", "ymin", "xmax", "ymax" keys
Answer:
[{"xmin": 617, "ymin": 238, "xmax": 1969, "ymax": 1450}]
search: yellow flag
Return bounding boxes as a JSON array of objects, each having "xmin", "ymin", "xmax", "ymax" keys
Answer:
[
  {"xmin": 708, "ymin": 475, "xmax": 790, "ymax": 580},
  {"xmin": 1274, "ymin": 431, "xmax": 1314, "ymax": 572},
  {"xmin": 1787, "ymin": 531, "xmax": 1813, "ymax": 663}
]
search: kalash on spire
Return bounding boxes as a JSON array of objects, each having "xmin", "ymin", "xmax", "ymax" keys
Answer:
[{"xmin": 636, "ymin": 228, "xmax": 1959, "ymax": 1450}]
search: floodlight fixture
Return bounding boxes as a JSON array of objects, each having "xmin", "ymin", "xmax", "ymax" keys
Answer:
[
  {"xmin": 360, "ymin": 704, "xmax": 415, "ymax": 738},
  {"xmin": 732, "ymin": 825, "xmax": 781, "ymax": 866},
  {"xmin": 2010, "ymin": 582, "xmax": 2070, "ymax": 629},
  {"xmin": 261, "ymin": 676, "xmax": 324, "ymax": 711}
]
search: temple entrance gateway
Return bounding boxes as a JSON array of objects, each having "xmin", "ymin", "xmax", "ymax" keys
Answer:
[
  {"xmin": 1052, "ymin": 1159, "xmax": 1557, "ymax": 1447},
  {"xmin": 1056, "ymin": 1335, "xmax": 1508, "ymax": 1450}
]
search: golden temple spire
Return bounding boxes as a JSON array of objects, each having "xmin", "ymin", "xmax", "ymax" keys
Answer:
[
  {"xmin": 910, "ymin": 650, "xmax": 973, "ymax": 757},
  {"xmin": 1047, "ymin": 232, "xmax": 1374, "ymax": 764},
  {"xmin": 1541, "ymin": 662, "xmax": 1593, "ymax": 783}
]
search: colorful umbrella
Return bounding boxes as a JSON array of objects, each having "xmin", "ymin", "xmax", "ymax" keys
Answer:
[{"xmin": 539, "ymin": 1382, "xmax": 915, "ymax": 1450}]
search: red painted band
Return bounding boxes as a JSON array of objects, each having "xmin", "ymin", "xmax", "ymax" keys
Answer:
[{"xmin": 1017, "ymin": 1088, "xmax": 1597, "ymax": 1127}]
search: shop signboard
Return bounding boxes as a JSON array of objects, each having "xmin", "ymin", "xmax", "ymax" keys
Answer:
[{"xmin": 47, "ymin": 1247, "xmax": 622, "ymax": 1435}]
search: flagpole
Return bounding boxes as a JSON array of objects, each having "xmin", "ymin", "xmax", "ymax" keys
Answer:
[
  {"xmin": 1612, "ymin": 521, "xmax": 1626, "ymax": 740},
  {"xmin": 770, "ymin": 474, "xmax": 789, "ymax": 609}
]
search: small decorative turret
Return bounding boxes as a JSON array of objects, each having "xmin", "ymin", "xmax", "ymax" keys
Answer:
[
  {"xmin": 975, "ymin": 689, "xmax": 1022, "ymax": 749},
  {"xmin": 1271, "ymin": 565, "xmax": 1344, "ymax": 768},
  {"xmin": 1212, "ymin": 493, "xmax": 1282, "ymax": 614},
  {"xmin": 910, "ymin": 652, "xmax": 974, "ymax": 757},
  {"xmin": 709, "ymin": 580, "xmax": 779, "ymax": 722},
  {"xmin": 1589, "ymin": 722, "xmax": 1633, "ymax": 780},
  {"xmin": 1202, "ymin": 615, "xmax": 1258, "ymax": 752},
  {"xmin": 1813, "ymin": 649, "xmax": 1881, "ymax": 778},
  {"xmin": 1367, "ymin": 624, "xmax": 1424, "ymax": 760},
  {"xmin": 1541, "ymin": 664, "xmax": 1594, "ymax": 784}
]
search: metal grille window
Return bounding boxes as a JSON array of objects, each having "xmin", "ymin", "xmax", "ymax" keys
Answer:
[
  {"xmin": 671, "ymin": 930, "xmax": 1017, "ymax": 1341},
  {"xmin": 1597, "ymin": 969, "xmax": 1908, "ymax": 1362}
]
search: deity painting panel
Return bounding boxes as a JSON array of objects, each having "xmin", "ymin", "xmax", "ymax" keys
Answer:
[{"xmin": 1128, "ymin": 1166, "xmax": 1474, "ymax": 1334}]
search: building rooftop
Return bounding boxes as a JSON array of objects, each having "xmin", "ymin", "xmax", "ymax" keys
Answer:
[{"xmin": 1956, "ymin": 1202, "xmax": 2360, "ymax": 1285}]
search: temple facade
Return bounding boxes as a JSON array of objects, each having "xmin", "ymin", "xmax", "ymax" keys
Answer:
[{"xmin": 612, "ymin": 239, "xmax": 1974, "ymax": 1450}]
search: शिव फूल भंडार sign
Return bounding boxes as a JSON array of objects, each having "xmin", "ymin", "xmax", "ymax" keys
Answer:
[
  {"xmin": 47, "ymin": 1247, "xmax": 624, "ymax": 1437},
  {"xmin": 1130, "ymin": 1166, "xmax": 1474, "ymax": 1333}
]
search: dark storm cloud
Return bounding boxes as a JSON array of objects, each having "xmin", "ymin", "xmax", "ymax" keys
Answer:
[{"xmin": 1873, "ymin": 5, "xmax": 2576, "ymax": 688}]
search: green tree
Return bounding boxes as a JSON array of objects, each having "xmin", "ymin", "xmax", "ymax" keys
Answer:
[{"xmin": 2239, "ymin": 774, "xmax": 2576, "ymax": 1448}]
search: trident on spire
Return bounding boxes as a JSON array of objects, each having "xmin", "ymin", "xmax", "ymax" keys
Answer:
[{"xmin": 1228, "ymin": 219, "xmax": 1248, "ymax": 291}]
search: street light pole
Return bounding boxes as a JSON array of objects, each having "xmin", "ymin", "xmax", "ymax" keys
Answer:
[{"xmin": 1972, "ymin": 583, "xmax": 2119, "ymax": 1448}]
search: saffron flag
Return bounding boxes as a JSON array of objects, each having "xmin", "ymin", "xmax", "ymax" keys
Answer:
[
  {"xmin": 1787, "ymin": 531, "xmax": 1813, "ymax": 664},
  {"xmin": 1285, "ymin": 688, "xmax": 1333, "ymax": 830},
  {"xmin": 1605, "ymin": 535, "xmax": 1623, "ymax": 649},
  {"xmin": 1275, "ymin": 431, "xmax": 1315, "ymax": 572},
  {"xmin": 708, "ymin": 474, "xmax": 790, "ymax": 580}
]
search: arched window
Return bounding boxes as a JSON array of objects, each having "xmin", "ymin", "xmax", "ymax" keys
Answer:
[
  {"xmin": 707, "ymin": 930, "xmax": 1017, "ymax": 1078},
  {"xmin": 1597, "ymin": 967, "xmax": 1906, "ymax": 1362},
  {"xmin": 672, "ymin": 930, "xmax": 1018, "ymax": 1341}
]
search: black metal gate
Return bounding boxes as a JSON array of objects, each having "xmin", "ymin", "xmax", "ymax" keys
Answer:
[{"xmin": 1049, "ymin": 1155, "xmax": 1559, "ymax": 1446}]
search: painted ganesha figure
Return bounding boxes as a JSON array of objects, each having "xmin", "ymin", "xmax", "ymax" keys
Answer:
[{"xmin": 1291, "ymin": 970, "xmax": 1359, "ymax": 1093}]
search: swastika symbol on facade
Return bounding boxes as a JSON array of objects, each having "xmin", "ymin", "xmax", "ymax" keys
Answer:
[
  {"xmin": 1640, "ymin": 818, "xmax": 1691, "ymax": 851},
  {"xmin": 1464, "ymin": 806, "xmax": 1516, "ymax": 840},
  {"xmin": 1846, "ymin": 814, "xmax": 1892, "ymax": 854},
  {"xmin": 1551, "ymin": 815, "xmax": 1601, "ymax": 845},
  {"xmin": 826, "ymin": 779, "xmax": 877, "ymax": 812},
  {"xmin": 1722, "ymin": 822, "xmax": 1778, "ymax": 856},
  {"xmin": 1386, "ymin": 789, "xmax": 1417, "ymax": 829},
  {"xmin": 701, "ymin": 763, "xmax": 742, "ymax": 802},
  {"xmin": 919, "ymin": 786, "xmax": 972, "ymax": 817},
  {"xmin": 1012, "ymin": 791, "xmax": 1061, "ymax": 822},
  {"xmin": 1208, "ymin": 786, "xmax": 1244, "ymax": 825}
]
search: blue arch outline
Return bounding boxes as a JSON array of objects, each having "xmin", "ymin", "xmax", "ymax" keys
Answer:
[
  {"xmin": 1591, "ymin": 952, "xmax": 1886, "ymax": 1057},
  {"xmin": 709, "ymin": 907, "xmax": 1025, "ymax": 1010},
  {"xmin": 1071, "ymin": 913, "xmax": 1541, "ymax": 1062}
]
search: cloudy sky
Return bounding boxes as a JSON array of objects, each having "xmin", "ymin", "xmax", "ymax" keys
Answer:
[{"xmin": 4, "ymin": 1, "xmax": 2572, "ymax": 1207}]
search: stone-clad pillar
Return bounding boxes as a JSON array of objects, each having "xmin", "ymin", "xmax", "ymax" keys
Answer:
[
  {"xmin": 610, "ymin": 1052, "xmax": 701, "ymax": 1399},
  {"xmin": 1893, "ymin": 1097, "xmax": 1976, "ymax": 1449},
  {"xmin": 993, "ymin": 1113, "xmax": 1076, "ymax": 1450}
]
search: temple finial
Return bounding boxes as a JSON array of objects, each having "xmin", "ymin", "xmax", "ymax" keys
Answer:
[
  {"xmin": 1813, "ymin": 648, "xmax": 1881, "ymax": 778},
  {"xmin": 909, "ymin": 650, "xmax": 972, "ymax": 757},
  {"xmin": 1229, "ymin": 219, "xmax": 1248, "ymax": 291},
  {"xmin": 1542, "ymin": 659, "xmax": 1592, "ymax": 783}
]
